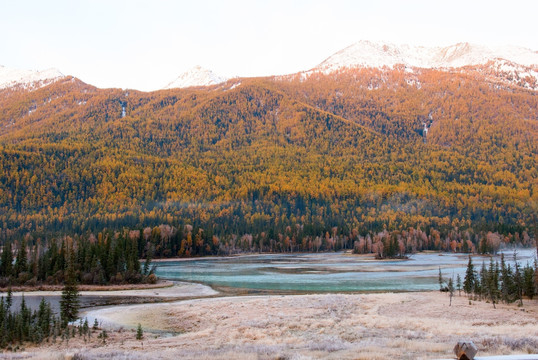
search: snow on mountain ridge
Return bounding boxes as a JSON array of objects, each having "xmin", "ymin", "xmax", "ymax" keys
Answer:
[
  {"xmin": 0, "ymin": 65, "xmax": 65, "ymax": 90},
  {"xmin": 164, "ymin": 65, "xmax": 227, "ymax": 89},
  {"xmin": 316, "ymin": 40, "xmax": 538, "ymax": 72}
]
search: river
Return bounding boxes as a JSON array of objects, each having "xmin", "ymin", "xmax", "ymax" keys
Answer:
[{"xmin": 154, "ymin": 248, "xmax": 537, "ymax": 292}]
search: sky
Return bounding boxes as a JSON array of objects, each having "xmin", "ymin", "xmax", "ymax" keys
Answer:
[{"xmin": 1, "ymin": 0, "xmax": 537, "ymax": 91}]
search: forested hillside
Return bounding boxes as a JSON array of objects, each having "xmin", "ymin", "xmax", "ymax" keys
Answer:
[{"xmin": 0, "ymin": 68, "xmax": 536, "ymax": 258}]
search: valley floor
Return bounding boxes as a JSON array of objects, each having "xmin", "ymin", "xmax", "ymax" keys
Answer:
[{"xmin": 4, "ymin": 291, "xmax": 537, "ymax": 360}]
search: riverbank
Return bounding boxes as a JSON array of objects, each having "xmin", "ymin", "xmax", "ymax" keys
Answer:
[
  {"xmin": 10, "ymin": 291, "xmax": 538, "ymax": 360},
  {"xmin": 149, "ymin": 251, "xmax": 410, "ymax": 263},
  {"xmin": 6, "ymin": 281, "xmax": 219, "ymax": 315},
  {"xmin": 0, "ymin": 280, "xmax": 175, "ymax": 293}
]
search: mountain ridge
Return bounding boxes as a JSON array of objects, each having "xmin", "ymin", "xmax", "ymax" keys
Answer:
[
  {"xmin": 3, "ymin": 41, "xmax": 537, "ymax": 92},
  {"xmin": 0, "ymin": 65, "xmax": 65, "ymax": 90},
  {"xmin": 164, "ymin": 65, "xmax": 227, "ymax": 89},
  {"xmin": 314, "ymin": 40, "xmax": 538, "ymax": 72}
]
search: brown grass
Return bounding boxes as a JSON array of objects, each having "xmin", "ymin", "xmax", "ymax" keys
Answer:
[{"xmin": 11, "ymin": 291, "xmax": 537, "ymax": 359}]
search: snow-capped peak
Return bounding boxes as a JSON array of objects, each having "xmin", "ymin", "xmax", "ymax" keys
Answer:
[
  {"xmin": 0, "ymin": 65, "xmax": 65, "ymax": 90},
  {"xmin": 315, "ymin": 40, "xmax": 538, "ymax": 73},
  {"xmin": 164, "ymin": 65, "xmax": 227, "ymax": 89}
]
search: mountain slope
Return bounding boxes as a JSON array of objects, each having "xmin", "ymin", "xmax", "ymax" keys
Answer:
[
  {"xmin": 0, "ymin": 42, "xmax": 537, "ymax": 248},
  {"xmin": 0, "ymin": 70, "xmax": 536, "ymax": 244}
]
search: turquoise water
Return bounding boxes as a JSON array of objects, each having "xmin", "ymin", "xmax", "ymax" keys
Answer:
[{"xmin": 154, "ymin": 249, "xmax": 536, "ymax": 292}]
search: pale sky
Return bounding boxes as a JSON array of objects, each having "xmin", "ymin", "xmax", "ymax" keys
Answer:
[{"xmin": 1, "ymin": 0, "xmax": 537, "ymax": 91}]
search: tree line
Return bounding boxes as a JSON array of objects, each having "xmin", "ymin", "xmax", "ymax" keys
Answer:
[
  {"xmin": 2, "ymin": 224, "xmax": 535, "ymax": 288},
  {"xmin": 0, "ymin": 231, "xmax": 154, "ymax": 287},
  {"xmin": 0, "ymin": 256, "xmax": 80, "ymax": 349},
  {"xmin": 0, "ymin": 250, "xmax": 147, "ymax": 349},
  {"xmin": 459, "ymin": 253, "xmax": 537, "ymax": 307},
  {"xmin": 0, "ymin": 283, "xmax": 142, "ymax": 349}
]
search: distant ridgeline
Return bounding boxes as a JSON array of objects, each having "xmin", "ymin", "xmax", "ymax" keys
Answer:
[{"xmin": 0, "ymin": 65, "xmax": 537, "ymax": 259}]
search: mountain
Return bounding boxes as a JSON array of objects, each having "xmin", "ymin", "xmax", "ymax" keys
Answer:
[
  {"xmin": 164, "ymin": 65, "xmax": 227, "ymax": 89},
  {"xmin": 0, "ymin": 68, "xmax": 536, "ymax": 245},
  {"xmin": 0, "ymin": 65, "xmax": 64, "ymax": 90},
  {"xmin": 0, "ymin": 42, "xmax": 536, "ymax": 249},
  {"xmin": 315, "ymin": 41, "xmax": 538, "ymax": 72}
]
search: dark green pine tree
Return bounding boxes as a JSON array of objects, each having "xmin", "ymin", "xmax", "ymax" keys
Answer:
[
  {"xmin": 535, "ymin": 257, "xmax": 538, "ymax": 297},
  {"xmin": 0, "ymin": 243, "xmax": 13, "ymax": 278},
  {"xmin": 463, "ymin": 256, "xmax": 475, "ymax": 297},
  {"xmin": 494, "ymin": 259, "xmax": 500, "ymax": 292},
  {"xmin": 456, "ymin": 274, "xmax": 462, "ymax": 296},
  {"xmin": 60, "ymin": 254, "xmax": 80, "ymax": 327},
  {"xmin": 481, "ymin": 260, "xmax": 489, "ymax": 300},
  {"xmin": 473, "ymin": 272, "xmax": 482, "ymax": 300},
  {"xmin": 19, "ymin": 295, "xmax": 31, "ymax": 341},
  {"xmin": 523, "ymin": 262, "xmax": 535, "ymax": 300},
  {"xmin": 513, "ymin": 253, "xmax": 523, "ymax": 306},
  {"xmin": 486, "ymin": 257, "xmax": 499, "ymax": 308},
  {"xmin": 6, "ymin": 287, "xmax": 12, "ymax": 310},
  {"xmin": 15, "ymin": 239, "xmax": 28, "ymax": 276},
  {"xmin": 37, "ymin": 297, "xmax": 52, "ymax": 337},
  {"xmin": 438, "ymin": 267, "xmax": 444, "ymax": 291},
  {"xmin": 136, "ymin": 323, "xmax": 144, "ymax": 340},
  {"xmin": 500, "ymin": 253, "xmax": 513, "ymax": 303},
  {"xmin": 0, "ymin": 298, "xmax": 5, "ymax": 348},
  {"xmin": 0, "ymin": 297, "xmax": 5, "ymax": 326}
]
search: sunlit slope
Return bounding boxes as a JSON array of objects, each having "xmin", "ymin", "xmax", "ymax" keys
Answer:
[{"xmin": 0, "ymin": 72, "xmax": 536, "ymax": 240}]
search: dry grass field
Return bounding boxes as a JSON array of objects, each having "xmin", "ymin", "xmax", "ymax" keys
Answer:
[{"xmin": 5, "ymin": 291, "xmax": 537, "ymax": 360}]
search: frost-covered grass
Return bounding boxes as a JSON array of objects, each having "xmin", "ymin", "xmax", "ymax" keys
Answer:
[{"xmin": 10, "ymin": 292, "xmax": 538, "ymax": 360}]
